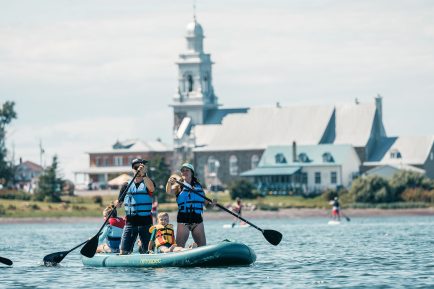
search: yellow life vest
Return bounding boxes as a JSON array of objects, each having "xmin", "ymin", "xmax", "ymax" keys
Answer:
[{"xmin": 149, "ymin": 224, "xmax": 175, "ymax": 248}]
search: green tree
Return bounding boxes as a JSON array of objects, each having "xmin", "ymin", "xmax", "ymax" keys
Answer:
[
  {"xmin": 228, "ymin": 179, "xmax": 257, "ymax": 200},
  {"xmin": 389, "ymin": 170, "xmax": 434, "ymax": 197},
  {"xmin": 148, "ymin": 156, "xmax": 171, "ymax": 203},
  {"xmin": 349, "ymin": 175, "xmax": 395, "ymax": 203},
  {"xmin": 34, "ymin": 155, "xmax": 63, "ymax": 202},
  {"xmin": 0, "ymin": 101, "xmax": 17, "ymax": 186}
]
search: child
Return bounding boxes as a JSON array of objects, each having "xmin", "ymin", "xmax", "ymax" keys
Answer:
[
  {"xmin": 147, "ymin": 212, "xmax": 185, "ymax": 253},
  {"xmin": 96, "ymin": 205, "xmax": 126, "ymax": 253}
]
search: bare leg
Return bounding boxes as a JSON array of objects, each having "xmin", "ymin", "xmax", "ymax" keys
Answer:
[
  {"xmin": 191, "ymin": 222, "xmax": 206, "ymax": 247},
  {"xmin": 176, "ymin": 223, "xmax": 190, "ymax": 248}
]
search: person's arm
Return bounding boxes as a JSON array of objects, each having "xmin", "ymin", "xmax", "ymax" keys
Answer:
[
  {"xmin": 115, "ymin": 182, "xmax": 128, "ymax": 207},
  {"xmin": 147, "ymin": 229, "xmax": 157, "ymax": 252},
  {"xmin": 166, "ymin": 177, "xmax": 181, "ymax": 195},
  {"xmin": 98, "ymin": 225, "xmax": 109, "ymax": 244},
  {"xmin": 143, "ymin": 176, "xmax": 155, "ymax": 193}
]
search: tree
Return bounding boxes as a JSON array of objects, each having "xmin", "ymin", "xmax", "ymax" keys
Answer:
[
  {"xmin": 228, "ymin": 179, "xmax": 257, "ymax": 200},
  {"xmin": 148, "ymin": 156, "xmax": 171, "ymax": 203},
  {"xmin": 0, "ymin": 101, "xmax": 17, "ymax": 186},
  {"xmin": 349, "ymin": 175, "xmax": 395, "ymax": 203},
  {"xmin": 34, "ymin": 155, "xmax": 63, "ymax": 202},
  {"xmin": 389, "ymin": 170, "xmax": 434, "ymax": 196}
]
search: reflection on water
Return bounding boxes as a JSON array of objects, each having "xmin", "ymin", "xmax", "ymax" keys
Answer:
[{"xmin": 1, "ymin": 216, "xmax": 434, "ymax": 288}]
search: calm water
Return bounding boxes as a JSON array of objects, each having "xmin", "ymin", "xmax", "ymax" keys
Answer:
[{"xmin": 1, "ymin": 216, "xmax": 434, "ymax": 289}]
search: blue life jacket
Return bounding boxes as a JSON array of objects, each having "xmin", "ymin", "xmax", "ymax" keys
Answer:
[
  {"xmin": 124, "ymin": 181, "xmax": 152, "ymax": 217},
  {"xmin": 176, "ymin": 183, "xmax": 205, "ymax": 214},
  {"xmin": 106, "ymin": 224, "xmax": 123, "ymax": 249}
]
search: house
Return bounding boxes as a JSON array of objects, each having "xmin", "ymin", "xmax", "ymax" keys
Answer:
[
  {"xmin": 14, "ymin": 160, "xmax": 43, "ymax": 193},
  {"xmin": 240, "ymin": 144, "xmax": 361, "ymax": 195},
  {"xmin": 75, "ymin": 139, "xmax": 173, "ymax": 189}
]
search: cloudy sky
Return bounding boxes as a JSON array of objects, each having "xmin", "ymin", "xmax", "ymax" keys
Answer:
[{"xmin": 1, "ymin": 0, "xmax": 433, "ymax": 180}]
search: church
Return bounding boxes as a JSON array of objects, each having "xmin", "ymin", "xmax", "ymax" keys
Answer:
[
  {"xmin": 171, "ymin": 18, "xmax": 434, "ymax": 192},
  {"xmin": 76, "ymin": 17, "xmax": 434, "ymax": 192}
]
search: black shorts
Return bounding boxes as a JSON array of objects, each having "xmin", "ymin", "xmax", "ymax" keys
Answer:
[{"xmin": 177, "ymin": 212, "xmax": 203, "ymax": 224}]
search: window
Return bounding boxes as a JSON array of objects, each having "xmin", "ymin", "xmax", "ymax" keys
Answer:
[
  {"xmin": 331, "ymin": 172, "xmax": 337, "ymax": 184},
  {"xmin": 301, "ymin": 172, "xmax": 308, "ymax": 184},
  {"xmin": 275, "ymin": 153, "xmax": 287, "ymax": 164},
  {"xmin": 298, "ymin": 153, "xmax": 311, "ymax": 163},
  {"xmin": 315, "ymin": 172, "xmax": 321, "ymax": 184},
  {"xmin": 322, "ymin": 152, "xmax": 334, "ymax": 163},
  {"xmin": 251, "ymin": 155, "xmax": 259, "ymax": 169},
  {"xmin": 229, "ymin": 155, "xmax": 238, "ymax": 176},
  {"xmin": 390, "ymin": 149, "xmax": 402, "ymax": 159},
  {"xmin": 207, "ymin": 156, "xmax": 220, "ymax": 177},
  {"xmin": 114, "ymin": 156, "xmax": 123, "ymax": 166},
  {"xmin": 95, "ymin": 157, "xmax": 101, "ymax": 167},
  {"xmin": 187, "ymin": 75, "xmax": 193, "ymax": 92},
  {"xmin": 103, "ymin": 157, "xmax": 109, "ymax": 166}
]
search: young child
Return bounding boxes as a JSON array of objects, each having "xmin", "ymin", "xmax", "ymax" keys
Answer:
[
  {"xmin": 147, "ymin": 212, "xmax": 185, "ymax": 253},
  {"xmin": 96, "ymin": 205, "xmax": 126, "ymax": 253}
]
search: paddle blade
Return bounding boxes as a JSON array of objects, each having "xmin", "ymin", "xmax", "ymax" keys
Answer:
[
  {"xmin": 345, "ymin": 216, "xmax": 351, "ymax": 222},
  {"xmin": 0, "ymin": 256, "xmax": 13, "ymax": 266},
  {"xmin": 43, "ymin": 251, "xmax": 69, "ymax": 266},
  {"xmin": 80, "ymin": 234, "xmax": 99, "ymax": 258},
  {"xmin": 263, "ymin": 229, "xmax": 283, "ymax": 246}
]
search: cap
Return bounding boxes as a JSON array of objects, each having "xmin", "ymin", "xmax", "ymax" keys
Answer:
[
  {"xmin": 131, "ymin": 158, "xmax": 148, "ymax": 168},
  {"xmin": 181, "ymin": 163, "xmax": 195, "ymax": 173}
]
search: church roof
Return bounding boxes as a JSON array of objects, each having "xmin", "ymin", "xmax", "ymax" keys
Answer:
[
  {"xmin": 194, "ymin": 101, "xmax": 380, "ymax": 152},
  {"xmin": 204, "ymin": 108, "xmax": 248, "ymax": 124},
  {"xmin": 365, "ymin": 135, "xmax": 434, "ymax": 165},
  {"xmin": 334, "ymin": 103, "xmax": 381, "ymax": 146}
]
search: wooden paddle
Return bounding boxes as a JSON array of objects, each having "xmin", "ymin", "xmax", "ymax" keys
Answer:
[
  {"xmin": 80, "ymin": 169, "xmax": 141, "ymax": 258},
  {"xmin": 0, "ymin": 256, "xmax": 13, "ymax": 266},
  {"xmin": 174, "ymin": 180, "xmax": 283, "ymax": 246}
]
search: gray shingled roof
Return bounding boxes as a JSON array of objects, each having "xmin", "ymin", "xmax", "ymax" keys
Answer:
[
  {"xmin": 365, "ymin": 135, "xmax": 434, "ymax": 165},
  {"xmin": 194, "ymin": 102, "xmax": 379, "ymax": 151}
]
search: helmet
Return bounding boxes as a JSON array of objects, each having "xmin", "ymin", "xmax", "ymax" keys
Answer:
[
  {"xmin": 131, "ymin": 158, "xmax": 148, "ymax": 168},
  {"xmin": 181, "ymin": 163, "xmax": 195, "ymax": 174}
]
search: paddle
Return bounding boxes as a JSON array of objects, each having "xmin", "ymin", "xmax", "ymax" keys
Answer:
[
  {"xmin": 43, "ymin": 240, "xmax": 88, "ymax": 266},
  {"xmin": 342, "ymin": 212, "xmax": 351, "ymax": 222},
  {"xmin": 80, "ymin": 169, "xmax": 141, "ymax": 258},
  {"xmin": 0, "ymin": 256, "xmax": 13, "ymax": 266},
  {"xmin": 174, "ymin": 180, "xmax": 283, "ymax": 246}
]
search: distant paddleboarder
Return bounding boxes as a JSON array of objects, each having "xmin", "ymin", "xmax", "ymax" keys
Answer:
[{"xmin": 329, "ymin": 197, "xmax": 341, "ymax": 221}]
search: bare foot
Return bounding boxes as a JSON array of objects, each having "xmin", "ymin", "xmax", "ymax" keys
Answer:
[
  {"xmin": 188, "ymin": 242, "xmax": 198, "ymax": 249},
  {"xmin": 169, "ymin": 244, "xmax": 176, "ymax": 252}
]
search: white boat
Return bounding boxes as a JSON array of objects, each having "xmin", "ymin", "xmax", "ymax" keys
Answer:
[{"xmin": 223, "ymin": 222, "xmax": 250, "ymax": 229}]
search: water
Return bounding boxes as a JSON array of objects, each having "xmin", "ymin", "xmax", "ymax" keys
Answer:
[{"xmin": 1, "ymin": 216, "xmax": 434, "ymax": 289}]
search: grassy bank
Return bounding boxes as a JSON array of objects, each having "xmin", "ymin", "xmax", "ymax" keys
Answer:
[{"xmin": 0, "ymin": 191, "xmax": 432, "ymax": 218}]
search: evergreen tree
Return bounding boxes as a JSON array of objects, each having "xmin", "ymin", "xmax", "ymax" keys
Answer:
[
  {"xmin": 0, "ymin": 101, "xmax": 17, "ymax": 186},
  {"xmin": 148, "ymin": 156, "xmax": 171, "ymax": 203},
  {"xmin": 34, "ymin": 155, "xmax": 63, "ymax": 202}
]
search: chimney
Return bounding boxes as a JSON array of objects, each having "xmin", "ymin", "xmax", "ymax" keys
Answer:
[
  {"xmin": 292, "ymin": 141, "xmax": 297, "ymax": 162},
  {"xmin": 375, "ymin": 94, "xmax": 383, "ymax": 121}
]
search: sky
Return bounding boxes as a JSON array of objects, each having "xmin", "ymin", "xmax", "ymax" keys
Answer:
[{"xmin": 1, "ymin": 0, "xmax": 434, "ymax": 181}]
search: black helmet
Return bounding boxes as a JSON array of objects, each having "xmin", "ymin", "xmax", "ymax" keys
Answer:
[{"xmin": 131, "ymin": 158, "xmax": 148, "ymax": 168}]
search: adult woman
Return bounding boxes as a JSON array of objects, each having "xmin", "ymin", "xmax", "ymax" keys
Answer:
[
  {"xmin": 115, "ymin": 158, "xmax": 155, "ymax": 254},
  {"xmin": 166, "ymin": 163, "xmax": 213, "ymax": 248}
]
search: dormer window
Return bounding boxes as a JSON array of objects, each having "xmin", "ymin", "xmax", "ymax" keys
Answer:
[
  {"xmin": 322, "ymin": 152, "xmax": 334, "ymax": 163},
  {"xmin": 390, "ymin": 149, "xmax": 402, "ymax": 159},
  {"xmin": 275, "ymin": 153, "xmax": 287, "ymax": 164},
  {"xmin": 298, "ymin": 153, "xmax": 311, "ymax": 163},
  {"xmin": 187, "ymin": 75, "xmax": 194, "ymax": 92}
]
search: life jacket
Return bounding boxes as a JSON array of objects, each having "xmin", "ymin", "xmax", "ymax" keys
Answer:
[
  {"xmin": 106, "ymin": 217, "xmax": 125, "ymax": 249},
  {"xmin": 124, "ymin": 181, "xmax": 153, "ymax": 217},
  {"xmin": 149, "ymin": 224, "xmax": 175, "ymax": 248},
  {"xmin": 176, "ymin": 183, "xmax": 205, "ymax": 215}
]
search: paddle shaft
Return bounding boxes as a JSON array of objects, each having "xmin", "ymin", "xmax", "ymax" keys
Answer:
[{"xmin": 174, "ymin": 180, "xmax": 264, "ymax": 233}]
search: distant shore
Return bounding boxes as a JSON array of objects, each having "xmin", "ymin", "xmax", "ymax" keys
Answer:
[{"xmin": 1, "ymin": 207, "xmax": 433, "ymax": 224}]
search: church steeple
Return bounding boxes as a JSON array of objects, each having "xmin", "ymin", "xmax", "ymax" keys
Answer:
[{"xmin": 171, "ymin": 16, "xmax": 219, "ymax": 133}]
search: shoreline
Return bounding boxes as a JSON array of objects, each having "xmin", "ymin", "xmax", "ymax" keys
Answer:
[{"xmin": 1, "ymin": 208, "xmax": 433, "ymax": 224}]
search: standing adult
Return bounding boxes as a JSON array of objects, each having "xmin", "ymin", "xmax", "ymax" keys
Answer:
[
  {"xmin": 166, "ymin": 163, "xmax": 213, "ymax": 248},
  {"xmin": 329, "ymin": 197, "xmax": 341, "ymax": 221},
  {"xmin": 115, "ymin": 158, "xmax": 155, "ymax": 254},
  {"xmin": 231, "ymin": 197, "xmax": 243, "ymax": 227}
]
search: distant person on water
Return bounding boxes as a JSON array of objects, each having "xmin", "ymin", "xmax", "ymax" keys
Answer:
[
  {"xmin": 147, "ymin": 212, "xmax": 186, "ymax": 253},
  {"xmin": 115, "ymin": 158, "xmax": 155, "ymax": 255},
  {"xmin": 231, "ymin": 197, "xmax": 244, "ymax": 227},
  {"xmin": 166, "ymin": 163, "xmax": 215, "ymax": 248},
  {"xmin": 96, "ymin": 205, "xmax": 126, "ymax": 253},
  {"xmin": 329, "ymin": 197, "xmax": 341, "ymax": 221}
]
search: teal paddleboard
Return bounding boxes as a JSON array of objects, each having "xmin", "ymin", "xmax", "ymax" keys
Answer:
[{"xmin": 82, "ymin": 240, "xmax": 256, "ymax": 268}]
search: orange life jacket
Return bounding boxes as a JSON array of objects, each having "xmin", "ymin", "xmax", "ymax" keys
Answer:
[{"xmin": 149, "ymin": 224, "xmax": 175, "ymax": 248}]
